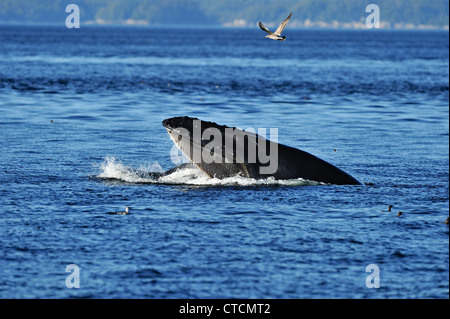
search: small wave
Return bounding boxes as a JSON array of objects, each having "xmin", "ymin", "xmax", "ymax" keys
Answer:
[
  {"xmin": 95, "ymin": 156, "xmax": 165, "ymax": 183},
  {"xmin": 95, "ymin": 156, "xmax": 318, "ymax": 187}
]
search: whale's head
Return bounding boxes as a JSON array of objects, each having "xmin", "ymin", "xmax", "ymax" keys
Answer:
[
  {"xmin": 162, "ymin": 116, "xmax": 278, "ymax": 178},
  {"xmin": 162, "ymin": 116, "xmax": 200, "ymax": 133}
]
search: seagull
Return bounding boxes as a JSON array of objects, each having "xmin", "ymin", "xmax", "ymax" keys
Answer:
[{"xmin": 259, "ymin": 12, "xmax": 293, "ymax": 41}]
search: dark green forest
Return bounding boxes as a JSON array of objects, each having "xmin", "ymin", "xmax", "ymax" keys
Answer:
[{"xmin": 0, "ymin": 0, "xmax": 448, "ymax": 26}]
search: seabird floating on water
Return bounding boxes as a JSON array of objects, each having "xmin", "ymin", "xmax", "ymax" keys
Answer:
[
  {"xmin": 108, "ymin": 207, "xmax": 130, "ymax": 215},
  {"xmin": 259, "ymin": 12, "xmax": 293, "ymax": 41}
]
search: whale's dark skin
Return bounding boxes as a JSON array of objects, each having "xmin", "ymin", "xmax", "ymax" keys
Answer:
[{"xmin": 162, "ymin": 116, "xmax": 361, "ymax": 185}]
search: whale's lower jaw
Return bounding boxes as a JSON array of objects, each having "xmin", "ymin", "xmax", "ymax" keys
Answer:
[{"xmin": 163, "ymin": 116, "xmax": 361, "ymax": 185}]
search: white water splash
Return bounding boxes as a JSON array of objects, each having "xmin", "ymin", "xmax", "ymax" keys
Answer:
[
  {"xmin": 95, "ymin": 156, "xmax": 320, "ymax": 186},
  {"xmin": 95, "ymin": 156, "xmax": 164, "ymax": 183}
]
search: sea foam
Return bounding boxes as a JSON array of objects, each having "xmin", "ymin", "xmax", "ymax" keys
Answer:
[{"xmin": 95, "ymin": 156, "xmax": 319, "ymax": 186}]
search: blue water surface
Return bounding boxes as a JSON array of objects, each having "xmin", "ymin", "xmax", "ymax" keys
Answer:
[{"xmin": 0, "ymin": 25, "xmax": 448, "ymax": 298}]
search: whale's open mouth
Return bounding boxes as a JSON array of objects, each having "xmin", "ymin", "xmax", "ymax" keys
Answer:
[{"xmin": 163, "ymin": 116, "xmax": 277, "ymax": 178}]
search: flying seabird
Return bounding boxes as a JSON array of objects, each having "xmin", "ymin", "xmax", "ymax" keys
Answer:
[{"xmin": 259, "ymin": 12, "xmax": 293, "ymax": 41}]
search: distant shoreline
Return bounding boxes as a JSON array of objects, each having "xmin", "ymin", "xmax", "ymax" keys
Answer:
[
  {"xmin": 222, "ymin": 19, "xmax": 449, "ymax": 30},
  {"xmin": 0, "ymin": 20, "xmax": 449, "ymax": 30}
]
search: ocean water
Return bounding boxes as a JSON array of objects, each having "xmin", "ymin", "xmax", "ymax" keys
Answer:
[{"xmin": 0, "ymin": 25, "xmax": 448, "ymax": 299}]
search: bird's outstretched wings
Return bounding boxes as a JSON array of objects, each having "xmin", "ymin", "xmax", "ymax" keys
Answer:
[
  {"xmin": 258, "ymin": 22, "xmax": 272, "ymax": 34},
  {"xmin": 274, "ymin": 12, "xmax": 292, "ymax": 36}
]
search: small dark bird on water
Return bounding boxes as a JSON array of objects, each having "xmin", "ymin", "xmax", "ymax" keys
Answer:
[
  {"xmin": 443, "ymin": 217, "xmax": 449, "ymax": 225},
  {"xmin": 397, "ymin": 211, "xmax": 402, "ymax": 217},
  {"xmin": 107, "ymin": 207, "xmax": 130, "ymax": 215},
  {"xmin": 259, "ymin": 12, "xmax": 293, "ymax": 41}
]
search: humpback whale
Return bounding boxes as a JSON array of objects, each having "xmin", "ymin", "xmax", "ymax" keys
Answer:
[{"xmin": 161, "ymin": 116, "xmax": 361, "ymax": 185}]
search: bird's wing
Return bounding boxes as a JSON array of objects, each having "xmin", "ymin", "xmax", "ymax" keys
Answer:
[
  {"xmin": 259, "ymin": 22, "xmax": 272, "ymax": 34},
  {"xmin": 274, "ymin": 12, "xmax": 292, "ymax": 36}
]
